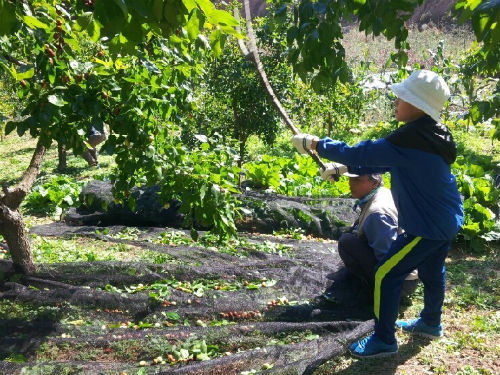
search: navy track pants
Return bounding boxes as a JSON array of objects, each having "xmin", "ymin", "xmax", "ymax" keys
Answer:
[{"xmin": 373, "ymin": 233, "xmax": 452, "ymax": 344}]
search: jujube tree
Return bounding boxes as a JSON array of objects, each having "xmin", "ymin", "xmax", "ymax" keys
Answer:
[{"xmin": 0, "ymin": 0, "xmax": 240, "ymax": 273}]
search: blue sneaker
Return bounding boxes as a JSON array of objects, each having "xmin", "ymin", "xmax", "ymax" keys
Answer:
[
  {"xmin": 349, "ymin": 333, "xmax": 398, "ymax": 358},
  {"xmin": 396, "ymin": 318, "xmax": 443, "ymax": 338}
]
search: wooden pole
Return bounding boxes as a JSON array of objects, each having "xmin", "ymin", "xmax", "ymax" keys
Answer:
[{"xmin": 235, "ymin": 1, "xmax": 326, "ymax": 170}]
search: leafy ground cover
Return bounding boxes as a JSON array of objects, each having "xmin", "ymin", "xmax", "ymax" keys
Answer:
[{"xmin": 1, "ymin": 222, "xmax": 376, "ymax": 374}]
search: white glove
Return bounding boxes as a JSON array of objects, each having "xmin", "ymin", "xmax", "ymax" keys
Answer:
[
  {"xmin": 321, "ymin": 163, "xmax": 348, "ymax": 182},
  {"xmin": 290, "ymin": 134, "xmax": 319, "ymax": 154}
]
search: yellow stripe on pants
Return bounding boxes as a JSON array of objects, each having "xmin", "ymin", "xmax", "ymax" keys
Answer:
[{"xmin": 374, "ymin": 236, "xmax": 422, "ymax": 319}]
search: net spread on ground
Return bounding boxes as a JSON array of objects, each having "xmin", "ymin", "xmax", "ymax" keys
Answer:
[{"xmin": 1, "ymin": 221, "xmax": 374, "ymax": 375}]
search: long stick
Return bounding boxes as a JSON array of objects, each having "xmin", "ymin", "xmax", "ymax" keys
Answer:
[{"xmin": 235, "ymin": 1, "xmax": 326, "ymax": 170}]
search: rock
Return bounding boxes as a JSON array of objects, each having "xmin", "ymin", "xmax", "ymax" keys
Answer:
[
  {"xmin": 65, "ymin": 181, "xmax": 356, "ymax": 239},
  {"xmin": 65, "ymin": 180, "xmax": 183, "ymax": 227},
  {"xmin": 236, "ymin": 191, "xmax": 356, "ymax": 238}
]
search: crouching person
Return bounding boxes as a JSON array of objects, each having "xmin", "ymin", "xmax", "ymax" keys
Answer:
[{"xmin": 327, "ymin": 169, "xmax": 418, "ymax": 297}]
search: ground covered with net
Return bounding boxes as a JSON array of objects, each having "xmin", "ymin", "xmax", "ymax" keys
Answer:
[{"xmin": 1, "ymin": 223, "xmax": 375, "ymax": 375}]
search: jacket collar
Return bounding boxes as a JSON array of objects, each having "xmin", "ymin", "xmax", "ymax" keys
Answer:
[{"xmin": 385, "ymin": 115, "xmax": 457, "ymax": 164}]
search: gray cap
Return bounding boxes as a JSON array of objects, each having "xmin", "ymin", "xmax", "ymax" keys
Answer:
[
  {"xmin": 343, "ymin": 171, "xmax": 359, "ymax": 177},
  {"xmin": 344, "ymin": 171, "xmax": 383, "ymax": 186}
]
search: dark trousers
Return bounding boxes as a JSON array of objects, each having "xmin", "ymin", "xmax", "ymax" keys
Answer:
[
  {"xmin": 373, "ymin": 233, "xmax": 451, "ymax": 344},
  {"xmin": 338, "ymin": 232, "xmax": 419, "ymax": 298},
  {"xmin": 338, "ymin": 232, "xmax": 377, "ymax": 286}
]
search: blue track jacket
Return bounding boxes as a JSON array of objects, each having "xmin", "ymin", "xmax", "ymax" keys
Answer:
[{"xmin": 317, "ymin": 115, "xmax": 464, "ymax": 240}]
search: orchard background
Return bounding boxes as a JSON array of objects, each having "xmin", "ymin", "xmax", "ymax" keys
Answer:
[{"xmin": 0, "ymin": 0, "xmax": 499, "ymax": 374}]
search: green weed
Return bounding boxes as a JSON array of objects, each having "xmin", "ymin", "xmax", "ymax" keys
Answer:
[
  {"xmin": 102, "ymin": 276, "xmax": 277, "ymax": 304},
  {"xmin": 25, "ymin": 175, "xmax": 83, "ymax": 218},
  {"xmin": 0, "ymin": 300, "xmax": 63, "ymax": 321},
  {"xmin": 30, "ymin": 235, "xmax": 144, "ymax": 264}
]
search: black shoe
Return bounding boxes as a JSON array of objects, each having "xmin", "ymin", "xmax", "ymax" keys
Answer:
[{"xmin": 320, "ymin": 291, "xmax": 337, "ymax": 304}]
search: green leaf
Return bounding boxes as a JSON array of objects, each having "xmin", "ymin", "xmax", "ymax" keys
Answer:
[
  {"xmin": 182, "ymin": 0, "xmax": 197, "ymax": 13},
  {"xmin": 22, "ymin": 15, "xmax": 48, "ymax": 30},
  {"xmin": 218, "ymin": 25, "xmax": 244, "ymax": 38},
  {"xmin": 74, "ymin": 13, "xmax": 101, "ymax": 41},
  {"xmin": 186, "ymin": 8, "xmax": 204, "ymax": 41},
  {"xmin": 209, "ymin": 29, "xmax": 224, "ymax": 56},
  {"xmin": 5, "ymin": 121, "xmax": 16, "ymax": 135},
  {"xmin": 206, "ymin": 9, "xmax": 237, "ymax": 27},
  {"xmin": 196, "ymin": 353, "xmax": 210, "ymax": 361},
  {"xmin": 0, "ymin": 0, "xmax": 17, "ymax": 36},
  {"xmin": 122, "ymin": 15, "xmax": 143, "ymax": 43},
  {"xmin": 112, "ymin": 0, "xmax": 128, "ymax": 18},
  {"xmin": 166, "ymin": 311, "xmax": 180, "ymax": 320},
  {"xmin": 94, "ymin": 0, "xmax": 128, "ymax": 36},
  {"xmin": 151, "ymin": 0, "xmax": 164, "ymax": 22},
  {"xmin": 4, "ymin": 353, "xmax": 27, "ymax": 363},
  {"xmin": 47, "ymin": 94, "xmax": 65, "ymax": 107},
  {"xmin": 473, "ymin": 203, "xmax": 494, "ymax": 220},
  {"xmin": 468, "ymin": 164, "xmax": 485, "ymax": 177},
  {"xmin": 194, "ymin": 0, "xmax": 215, "ymax": 15},
  {"xmin": 15, "ymin": 66, "xmax": 34, "ymax": 80},
  {"xmin": 163, "ymin": 0, "xmax": 186, "ymax": 27},
  {"xmin": 48, "ymin": 69, "xmax": 56, "ymax": 84}
]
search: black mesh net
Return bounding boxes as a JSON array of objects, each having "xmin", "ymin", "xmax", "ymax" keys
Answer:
[{"xmin": 1, "ymin": 223, "xmax": 375, "ymax": 375}]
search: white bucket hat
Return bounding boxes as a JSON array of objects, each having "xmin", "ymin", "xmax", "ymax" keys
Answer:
[{"xmin": 389, "ymin": 70, "xmax": 450, "ymax": 122}]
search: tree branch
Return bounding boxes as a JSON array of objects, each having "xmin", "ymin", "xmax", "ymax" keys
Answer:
[
  {"xmin": 0, "ymin": 48, "xmax": 28, "ymax": 67},
  {"xmin": 0, "ymin": 140, "xmax": 47, "ymax": 209},
  {"xmin": 235, "ymin": 0, "xmax": 326, "ymax": 170},
  {"xmin": 233, "ymin": 8, "xmax": 251, "ymax": 59}
]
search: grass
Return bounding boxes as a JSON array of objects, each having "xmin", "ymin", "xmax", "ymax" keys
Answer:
[
  {"xmin": 0, "ymin": 132, "xmax": 115, "ymax": 187},
  {"xmin": 342, "ymin": 25, "xmax": 474, "ymax": 71},
  {"xmin": 0, "ymin": 300, "xmax": 65, "ymax": 321},
  {"xmin": 30, "ymin": 235, "xmax": 146, "ymax": 263}
]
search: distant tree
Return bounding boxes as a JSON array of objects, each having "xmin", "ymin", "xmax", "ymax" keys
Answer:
[
  {"xmin": 199, "ymin": 37, "xmax": 290, "ymax": 166},
  {"xmin": 454, "ymin": 0, "xmax": 500, "ymax": 140}
]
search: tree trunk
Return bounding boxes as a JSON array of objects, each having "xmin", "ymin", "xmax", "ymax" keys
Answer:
[
  {"xmin": 327, "ymin": 113, "xmax": 333, "ymax": 137},
  {"xmin": 0, "ymin": 140, "xmax": 46, "ymax": 274},
  {"xmin": 231, "ymin": 96, "xmax": 246, "ymax": 169},
  {"xmin": 57, "ymin": 142, "xmax": 67, "ymax": 170},
  {"xmin": 0, "ymin": 206, "xmax": 34, "ymax": 273},
  {"xmin": 238, "ymin": 132, "xmax": 247, "ymax": 169}
]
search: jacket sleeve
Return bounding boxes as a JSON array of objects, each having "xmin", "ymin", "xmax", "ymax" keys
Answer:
[
  {"xmin": 317, "ymin": 138, "xmax": 413, "ymax": 168},
  {"xmin": 362, "ymin": 213, "xmax": 398, "ymax": 260}
]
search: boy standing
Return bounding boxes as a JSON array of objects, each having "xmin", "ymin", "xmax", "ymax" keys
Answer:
[{"xmin": 292, "ymin": 70, "xmax": 464, "ymax": 358}]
